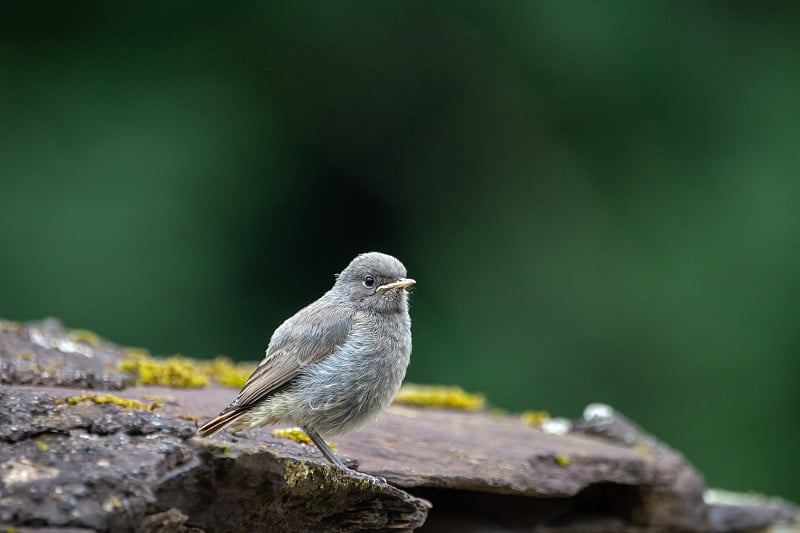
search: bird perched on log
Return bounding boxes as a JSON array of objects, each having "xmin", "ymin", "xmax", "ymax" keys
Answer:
[{"xmin": 197, "ymin": 251, "xmax": 415, "ymax": 475}]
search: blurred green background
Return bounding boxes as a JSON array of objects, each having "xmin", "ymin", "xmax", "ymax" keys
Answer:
[{"xmin": 2, "ymin": 2, "xmax": 798, "ymax": 501}]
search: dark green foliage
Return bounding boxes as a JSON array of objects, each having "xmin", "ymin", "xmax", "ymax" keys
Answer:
[{"xmin": 1, "ymin": 1, "xmax": 798, "ymax": 502}]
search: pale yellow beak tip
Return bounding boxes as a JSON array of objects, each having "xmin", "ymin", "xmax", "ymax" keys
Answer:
[{"xmin": 376, "ymin": 278, "xmax": 416, "ymax": 292}]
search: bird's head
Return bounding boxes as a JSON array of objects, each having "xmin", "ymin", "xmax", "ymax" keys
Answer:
[{"xmin": 332, "ymin": 252, "xmax": 415, "ymax": 314}]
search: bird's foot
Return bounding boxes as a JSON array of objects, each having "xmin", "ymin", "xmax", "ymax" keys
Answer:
[{"xmin": 343, "ymin": 467, "xmax": 388, "ymax": 486}]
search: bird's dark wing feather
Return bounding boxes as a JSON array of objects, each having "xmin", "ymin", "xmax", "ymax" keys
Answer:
[{"xmin": 220, "ymin": 299, "xmax": 353, "ymax": 413}]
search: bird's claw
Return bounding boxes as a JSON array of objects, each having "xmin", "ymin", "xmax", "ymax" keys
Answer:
[{"xmin": 345, "ymin": 468, "xmax": 388, "ymax": 486}]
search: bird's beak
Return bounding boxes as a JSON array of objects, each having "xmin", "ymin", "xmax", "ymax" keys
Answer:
[{"xmin": 376, "ymin": 278, "xmax": 416, "ymax": 292}]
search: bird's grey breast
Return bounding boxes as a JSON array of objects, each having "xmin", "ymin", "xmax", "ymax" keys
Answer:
[{"xmin": 295, "ymin": 309, "xmax": 412, "ymax": 434}]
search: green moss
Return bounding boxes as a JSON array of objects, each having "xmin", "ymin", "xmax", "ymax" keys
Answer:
[
  {"xmin": 56, "ymin": 393, "xmax": 162, "ymax": 411},
  {"xmin": 35, "ymin": 440, "xmax": 49, "ymax": 451},
  {"xmin": 393, "ymin": 383, "xmax": 486, "ymax": 410}
]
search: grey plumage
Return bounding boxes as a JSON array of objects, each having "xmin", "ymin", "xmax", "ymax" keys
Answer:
[{"xmin": 197, "ymin": 252, "xmax": 414, "ymax": 470}]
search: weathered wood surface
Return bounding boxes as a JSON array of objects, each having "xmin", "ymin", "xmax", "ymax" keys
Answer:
[{"xmin": 1, "ymin": 319, "xmax": 797, "ymax": 532}]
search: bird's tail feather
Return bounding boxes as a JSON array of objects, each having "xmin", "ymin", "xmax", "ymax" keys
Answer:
[{"xmin": 196, "ymin": 408, "xmax": 248, "ymax": 437}]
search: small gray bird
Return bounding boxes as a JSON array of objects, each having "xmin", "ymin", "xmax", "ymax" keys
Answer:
[{"xmin": 197, "ymin": 252, "xmax": 415, "ymax": 473}]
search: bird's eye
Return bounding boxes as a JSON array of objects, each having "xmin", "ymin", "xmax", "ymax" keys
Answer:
[{"xmin": 363, "ymin": 276, "xmax": 375, "ymax": 288}]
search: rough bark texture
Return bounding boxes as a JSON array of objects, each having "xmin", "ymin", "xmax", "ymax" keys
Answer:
[{"xmin": 0, "ymin": 319, "xmax": 797, "ymax": 532}]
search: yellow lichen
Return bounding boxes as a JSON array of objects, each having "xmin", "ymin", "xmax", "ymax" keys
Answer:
[
  {"xmin": 273, "ymin": 428, "xmax": 336, "ymax": 452},
  {"xmin": 28, "ymin": 361, "xmax": 62, "ymax": 375},
  {"xmin": 393, "ymin": 383, "xmax": 486, "ymax": 410},
  {"xmin": 119, "ymin": 350, "xmax": 253, "ymax": 389},
  {"xmin": 102, "ymin": 496, "xmax": 123, "ymax": 512},
  {"xmin": 521, "ymin": 410, "xmax": 550, "ymax": 426},
  {"xmin": 119, "ymin": 351, "xmax": 208, "ymax": 388},
  {"xmin": 203, "ymin": 356, "xmax": 255, "ymax": 388},
  {"xmin": 554, "ymin": 455, "xmax": 572, "ymax": 467},
  {"xmin": 56, "ymin": 393, "xmax": 161, "ymax": 411},
  {"xmin": 67, "ymin": 329, "xmax": 101, "ymax": 345},
  {"xmin": 633, "ymin": 442, "xmax": 654, "ymax": 457},
  {"xmin": 1, "ymin": 321, "xmax": 22, "ymax": 333},
  {"xmin": 35, "ymin": 440, "xmax": 49, "ymax": 451},
  {"xmin": 283, "ymin": 460, "xmax": 314, "ymax": 487},
  {"xmin": 176, "ymin": 414, "xmax": 199, "ymax": 422},
  {"xmin": 124, "ymin": 346, "xmax": 151, "ymax": 359},
  {"xmin": 273, "ymin": 428, "xmax": 312, "ymax": 445},
  {"xmin": 141, "ymin": 394, "xmax": 167, "ymax": 408}
]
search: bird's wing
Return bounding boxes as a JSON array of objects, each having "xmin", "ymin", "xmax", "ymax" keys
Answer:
[{"xmin": 220, "ymin": 300, "xmax": 354, "ymax": 413}]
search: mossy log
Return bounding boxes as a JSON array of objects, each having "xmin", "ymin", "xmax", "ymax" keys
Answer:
[{"xmin": 1, "ymin": 319, "xmax": 797, "ymax": 532}]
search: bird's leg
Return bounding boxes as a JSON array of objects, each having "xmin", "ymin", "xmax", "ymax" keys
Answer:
[
  {"xmin": 304, "ymin": 427, "xmax": 347, "ymax": 468},
  {"xmin": 304, "ymin": 427, "xmax": 387, "ymax": 485}
]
